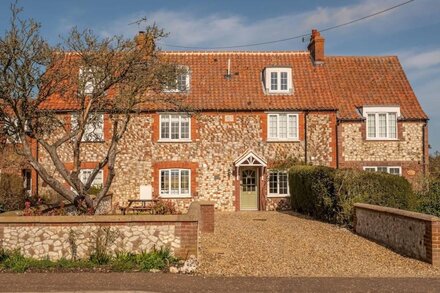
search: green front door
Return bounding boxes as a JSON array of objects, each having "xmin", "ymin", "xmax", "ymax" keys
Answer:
[{"xmin": 240, "ymin": 167, "xmax": 259, "ymax": 210}]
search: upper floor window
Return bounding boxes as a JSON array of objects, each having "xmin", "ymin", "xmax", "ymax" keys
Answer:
[
  {"xmin": 79, "ymin": 67, "xmax": 95, "ymax": 95},
  {"xmin": 160, "ymin": 169, "xmax": 191, "ymax": 197},
  {"xmin": 364, "ymin": 166, "xmax": 401, "ymax": 176},
  {"xmin": 164, "ymin": 66, "xmax": 190, "ymax": 92},
  {"xmin": 268, "ymin": 171, "xmax": 289, "ymax": 197},
  {"xmin": 362, "ymin": 106, "xmax": 400, "ymax": 140},
  {"xmin": 264, "ymin": 67, "xmax": 292, "ymax": 94},
  {"xmin": 71, "ymin": 113, "xmax": 104, "ymax": 142},
  {"xmin": 159, "ymin": 114, "xmax": 190, "ymax": 141},
  {"xmin": 267, "ymin": 113, "xmax": 298, "ymax": 141}
]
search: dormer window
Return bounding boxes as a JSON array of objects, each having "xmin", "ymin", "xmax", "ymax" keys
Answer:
[
  {"xmin": 164, "ymin": 66, "xmax": 190, "ymax": 93},
  {"xmin": 79, "ymin": 67, "xmax": 95, "ymax": 95},
  {"xmin": 362, "ymin": 106, "xmax": 400, "ymax": 140},
  {"xmin": 264, "ymin": 67, "xmax": 292, "ymax": 94}
]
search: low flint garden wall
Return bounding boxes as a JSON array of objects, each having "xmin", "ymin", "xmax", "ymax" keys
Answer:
[
  {"xmin": 354, "ymin": 203, "xmax": 440, "ymax": 266},
  {"xmin": 0, "ymin": 201, "xmax": 214, "ymax": 260}
]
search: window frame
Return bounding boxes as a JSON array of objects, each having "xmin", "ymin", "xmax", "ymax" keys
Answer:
[
  {"xmin": 363, "ymin": 166, "xmax": 402, "ymax": 176},
  {"xmin": 267, "ymin": 112, "xmax": 299, "ymax": 142},
  {"xmin": 79, "ymin": 169, "xmax": 104, "ymax": 188},
  {"xmin": 267, "ymin": 170, "xmax": 290, "ymax": 197},
  {"xmin": 71, "ymin": 113, "xmax": 104, "ymax": 142},
  {"xmin": 264, "ymin": 67, "xmax": 293, "ymax": 94},
  {"xmin": 158, "ymin": 113, "xmax": 191, "ymax": 142},
  {"xmin": 159, "ymin": 168, "xmax": 191, "ymax": 198},
  {"xmin": 363, "ymin": 106, "xmax": 400, "ymax": 140},
  {"xmin": 163, "ymin": 65, "xmax": 190, "ymax": 93}
]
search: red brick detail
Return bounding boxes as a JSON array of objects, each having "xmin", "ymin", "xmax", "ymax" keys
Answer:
[
  {"xmin": 329, "ymin": 112, "xmax": 337, "ymax": 168},
  {"xmin": 103, "ymin": 114, "xmax": 111, "ymax": 141},
  {"xmin": 174, "ymin": 221, "xmax": 198, "ymax": 258},
  {"xmin": 191, "ymin": 116, "xmax": 199, "ymax": 141},
  {"xmin": 152, "ymin": 113, "xmax": 160, "ymax": 142},
  {"xmin": 260, "ymin": 114, "xmax": 267, "ymax": 141},
  {"xmin": 259, "ymin": 167, "xmax": 267, "ymax": 211},
  {"xmin": 199, "ymin": 203, "xmax": 214, "ymax": 233},
  {"xmin": 152, "ymin": 161, "xmax": 198, "ymax": 198},
  {"xmin": 31, "ymin": 139, "xmax": 38, "ymax": 196},
  {"xmin": 234, "ymin": 169, "xmax": 240, "ymax": 211},
  {"xmin": 298, "ymin": 112, "xmax": 305, "ymax": 142},
  {"xmin": 425, "ymin": 221, "xmax": 440, "ymax": 266}
]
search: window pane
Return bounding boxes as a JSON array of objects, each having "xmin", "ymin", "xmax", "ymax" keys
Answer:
[
  {"xmin": 181, "ymin": 170, "xmax": 190, "ymax": 194},
  {"xmin": 170, "ymin": 115, "xmax": 180, "ymax": 139},
  {"xmin": 269, "ymin": 172, "xmax": 278, "ymax": 194},
  {"xmin": 278, "ymin": 114, "xmax": 287, "ymax": 138},
  {"xmin": 389, "ymin": 167, "xmax": 401, "ymax": 175},
  {"xmin": 279, "ymin": 172, "xmax": 288, "ymax": 194},
  {"xmin": 280, "ymin": 72, "xmax": 288, "ymax": 90},
  {"xmin": 288, "ymin": 115, "xmax": 297, "ymax": 138},
  {"xmin": 378, "ymin": 114, "xmax": 387, "ymax": 138},
  {"xmin": 160, "ymin": 115, "xmax": 170, "ymax": 139},
  {"xmin": 270, "ymin": 72, "xmax": 278, "ymax": 90},
  {"xmin": 85, "ymin": 114, "xmax": 103, "ymax": 141},
  {"xmin": 388, "ymin": 113, "xmax": 397, "ymax": 139},
  {"xmin": 364, "ymin": 167, "xmax": 376, "ymax": 172},
  {"xmin": 181, "ymin": 116, "xmax": 190, "ymax": 139},
  {"xmin": 269, "ymin": 115, "xmax": 277, "ymax": 138},
  {"xmin": 367, "ymin": 114, "xmax": 376, "ymax": 138},
  {"xmin": 178, "ymin": 73, "xmax": 187, "ymax": 91},
  {"xmin": 170, "ymin": 170, "xmax": 179, "ymax": 194},
  {"xmin": 160, "ymin": 170, "xmax": 169, "ymax": 194},
  {"xmin": 377, "ymin": 167, "xmax": 388, "ymax": 173}
]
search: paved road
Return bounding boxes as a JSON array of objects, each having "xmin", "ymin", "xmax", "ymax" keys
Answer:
[{"xmin": 0, "ymin": 273, "xmax": 439, "ymax": 292}]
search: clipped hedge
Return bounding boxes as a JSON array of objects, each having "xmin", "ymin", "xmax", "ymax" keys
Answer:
[
  {"xmin": 0, "ymin": 173, "xmax": 25, "ymax": 213},
  {"xmin": 289, "ymin": 166, "xmax": 414, "ymax": 226}
]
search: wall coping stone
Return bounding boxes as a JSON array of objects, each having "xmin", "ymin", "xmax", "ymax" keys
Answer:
[
  {"xmin": 0, "ymin": 201, "xmax": 207, "ymax": 224},
  {"xmin": 354, "ymin": 203, "xmax": 440, "ymax": 222}
]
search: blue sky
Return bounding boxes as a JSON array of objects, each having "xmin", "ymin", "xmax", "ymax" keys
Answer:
[{"xmin": 1, "ymin": 0, "xmax": 439, "ymax": 151}]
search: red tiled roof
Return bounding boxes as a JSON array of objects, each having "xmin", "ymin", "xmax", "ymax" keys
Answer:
[
  {"xmin": 41, "ymin": 51, "xmax": 427, "ymax": 120},
  {"xmin": 325, "ymin": 56, "xmax": 427, "ymax": 120}
]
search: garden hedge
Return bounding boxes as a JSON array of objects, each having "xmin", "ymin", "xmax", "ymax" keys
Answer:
[
  {"xmin": 289, "ymin": 166, "xmax": 415, "ymax": 226},
  {"xmin": 0, "ymin": 173, "xmax": 25, "ymax": 213}
]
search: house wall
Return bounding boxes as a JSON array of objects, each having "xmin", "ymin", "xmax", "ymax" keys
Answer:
[
  {"xmin": 338, "ymin": 121, "xmax": 426, "ymax": 182},
  {"xmin": 37, "ymin": 111, "xmax": 336, "ymax": 212}
]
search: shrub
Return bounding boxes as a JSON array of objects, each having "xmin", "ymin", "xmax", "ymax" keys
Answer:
[
  {"xmin": 0, "ymin": 173, "xmax": 25, "ymax": 212},
  {"xmin": 289, "ymin": 166, "xmax": 337, "ymax": 222},
  {"xmin": 334, "ymin": 169, "xmax": 414, "ymax": 225},
  {"xmin": 289, "ymin": 166, "xmax": 414, "ymax": 226},
  {"xmin": 149, "ymin": 200, "xmax": 179, "ymax": 215},
  {"xmin": 415, "ymin": 179, "xmax": 440, "ymax": 217}
]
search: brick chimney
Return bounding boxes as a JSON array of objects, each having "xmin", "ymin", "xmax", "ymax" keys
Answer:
[
  {"xmin": 135, "ymin": 31, "xmax": 155, "ymax": 53},
  {"xmin": 307, "ymin": 29, "xmax": 325, "ymax": 65}
]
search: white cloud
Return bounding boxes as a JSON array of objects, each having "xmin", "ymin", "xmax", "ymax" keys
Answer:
[
  {"xmin": 97, "ymin": 0, "xmax": 439, "ymax": 50},
  {"xmin": 399, "ymin": 49, "xmax": 440, "ymax": 70}
]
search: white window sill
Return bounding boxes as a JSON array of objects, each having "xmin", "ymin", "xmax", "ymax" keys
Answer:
[
  {"xmin": 267, "ymin": 138, "xmax": 299, "ymax": 142},
  {"xmin": 158, "ymin": 139, "xmax": 192, "ymax": 143},
  {"xmin": 266, "ymin": 91, "xmax": 292, "ymax": 95},
  {"xmin": 366, "ymin": 137, "xmax": 398, "ymax": 141},
  {"xmin": 268, "ymin": 194, "xmax": 290, "ymax": 198},
  {"xmin": 159, "ymin": 195, "xmax": 191, "ymax": 199}
]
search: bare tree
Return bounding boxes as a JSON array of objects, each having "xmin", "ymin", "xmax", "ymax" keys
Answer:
[{"xmin": 0, "ymin": 3, "xmax": 182, "ymax": 213}]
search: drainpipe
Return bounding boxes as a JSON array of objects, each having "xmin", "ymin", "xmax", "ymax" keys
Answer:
[
  {"xmin": 336, "ymin": 118, "xmax": 339, "ymax": 169},
  {"xmin": 304, "ymin": 111, "xmax": 308, "ymax": 164}
]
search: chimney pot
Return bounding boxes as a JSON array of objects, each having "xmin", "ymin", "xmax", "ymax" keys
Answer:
[{"xmin": 308, "ymin": 29, "xmax": 325, "ymax": 65}]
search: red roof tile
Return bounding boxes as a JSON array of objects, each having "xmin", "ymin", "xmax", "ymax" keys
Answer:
[{"xmin": 40, "ymin": 51, "xmax": 427, "ymax": 120}]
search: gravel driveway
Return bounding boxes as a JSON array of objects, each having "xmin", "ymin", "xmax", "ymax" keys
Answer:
[{"xmin": 198, "ymin": 211, "xmax": 440, "ymax": 277}]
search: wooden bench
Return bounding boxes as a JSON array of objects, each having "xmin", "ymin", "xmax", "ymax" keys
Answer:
[{"xmin": 120, "ymin": 199, "xmax": 159, "ymax": 215}]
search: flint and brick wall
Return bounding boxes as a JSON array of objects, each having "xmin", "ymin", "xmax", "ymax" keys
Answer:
[
  {"xmin": 0, "ymin": 201, "xmax": 214, "ymax": 260},
  {"xmin": 37, "ymin": 111, "xmax": 335, "ymax": 212},
  {"xmin": 354, "ymin": 203, "xmax": 440, "ymax": 266},
  {"xmin": 338, "ymin": 121, "xmax": 426, "ymax": 181}
]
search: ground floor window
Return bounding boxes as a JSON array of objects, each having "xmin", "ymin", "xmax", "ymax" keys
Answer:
[
  {"xmin": 363, "ymin": 166, "xmax": 401, "ymax": 176},
  {"xmin": 268, "ymin": 170, "xmax": 289, "ymax": 197},
  {"xmin": 22, "ymin": 169, "xmax": 32, "ymax": 196},
  {"xmin": 160, "ymin": 169, "xmax": 191, "ymax": 197},
  {"xmin": 79, "ymin": 169, "xmax": 103, "ymax": 188}
]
